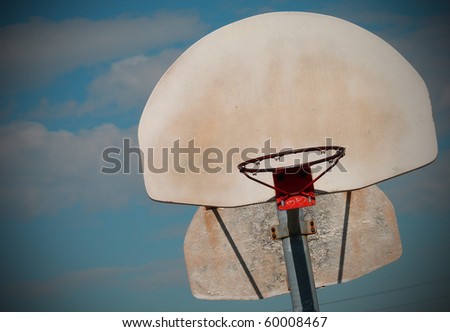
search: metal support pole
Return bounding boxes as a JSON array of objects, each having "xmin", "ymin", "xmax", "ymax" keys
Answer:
[{"xmin": 277, "ymin": 207, "xmax": 319, "ymax": 312}]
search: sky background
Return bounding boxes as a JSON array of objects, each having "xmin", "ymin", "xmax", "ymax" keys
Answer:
[{"xmin": 0, "ymin": 0, "xmax": 449, "ymax": 312}]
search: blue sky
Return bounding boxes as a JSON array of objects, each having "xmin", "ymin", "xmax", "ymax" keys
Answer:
[{"xmin": 0, "ymin": 0, "xmax": 449, "ymax": 312}]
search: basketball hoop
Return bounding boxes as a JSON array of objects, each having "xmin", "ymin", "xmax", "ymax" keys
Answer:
[{"xmin": 238, "ymin": 146, "xmax": 346, "ymax": 210}]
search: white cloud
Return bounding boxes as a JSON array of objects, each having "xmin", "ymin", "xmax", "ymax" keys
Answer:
[
  {"xmin": 0, "ymin": 12, "xmax": 207, "ymax": 90},
  {"xmin": 85, "ymin": 49, "xmax": 182, "ymax": 113},
  {"xmin": 27, "ymin": 49, "xmax": 181, "ymax": 119},
  {"xmin": 29, "ymin": 97, "xmax": 79, "ymax": 120},
  {"xmin": 0, "ymin": 121, "xmax": 145, "ymax": 221}
]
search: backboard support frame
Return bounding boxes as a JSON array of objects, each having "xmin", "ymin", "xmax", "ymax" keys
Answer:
[
  {"xmin": 240, "ymin": 146, "xmax": 346, "ymax": 312},
  {"xmin": 277, "ymin": 207, "xmax": 319, "ymax": 312}
]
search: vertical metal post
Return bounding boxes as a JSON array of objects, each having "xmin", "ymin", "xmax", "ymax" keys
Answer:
[{"xmin": 277, "ymin": 208, "xmax": 319, "ymax": 312}]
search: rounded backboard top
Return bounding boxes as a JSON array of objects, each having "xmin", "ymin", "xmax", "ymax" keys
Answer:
[{"xmin": 138, "ymin": 12, "xmax": 437, "ymax": 207}]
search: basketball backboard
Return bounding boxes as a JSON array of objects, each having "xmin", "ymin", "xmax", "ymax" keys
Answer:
[
  {"xmin": 184, "ymin": 185, "xmax": 401, "ymax": 300},
  {"xmin": 138, "ymin": 12, "xmax": 437, "ymax": 207}
]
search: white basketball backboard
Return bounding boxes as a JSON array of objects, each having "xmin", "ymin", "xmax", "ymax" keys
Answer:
[{"xmin": 138, "ymin": 12, "xmax": 437, "ymax": 207}]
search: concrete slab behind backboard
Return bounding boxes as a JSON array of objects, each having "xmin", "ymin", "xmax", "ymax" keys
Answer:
[{"xmin": 184, "ymin": 185, "xmax": 402, "ymax": 300}]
